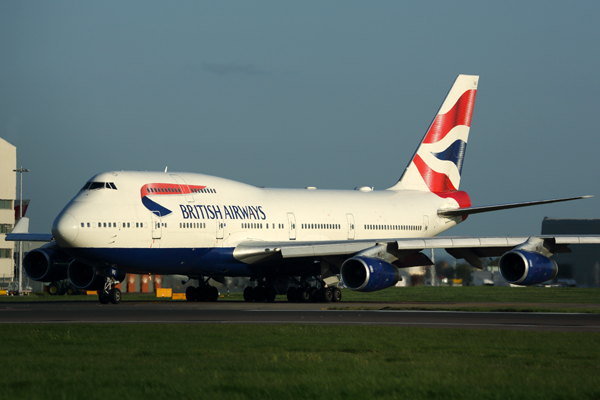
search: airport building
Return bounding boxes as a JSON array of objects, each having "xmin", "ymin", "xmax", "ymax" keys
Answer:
[
  {"xmin": 0, "ymin": 137, "xmax": 16, "ymax": 283},
  {"xmin": 541, "ymin": 218, "xmax": 600, "ymax": 287}
]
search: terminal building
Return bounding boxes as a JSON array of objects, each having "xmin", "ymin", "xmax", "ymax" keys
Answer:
[{"xmin": 0, "ymin": 137, "xmax": 16, "ymax": 283}]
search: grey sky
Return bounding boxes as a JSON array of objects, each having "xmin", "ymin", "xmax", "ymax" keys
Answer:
[{"xmin": 1, "ymin": 1, "xmax": 599, "ymax": 238}]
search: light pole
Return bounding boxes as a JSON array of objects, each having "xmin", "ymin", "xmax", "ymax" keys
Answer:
[{"xmin": 13, "ymin": 167, "xmax": 29, "ymax": 295}]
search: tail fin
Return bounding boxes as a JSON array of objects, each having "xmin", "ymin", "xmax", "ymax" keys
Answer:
[{"xmin": 388, "ymin": 75, "xmax": 478, "ymax": 192}]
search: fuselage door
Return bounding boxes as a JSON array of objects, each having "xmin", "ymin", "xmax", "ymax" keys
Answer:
[
  {"xmin": 422, "ymin": 215, "xmax": 429, "ymax": 237},
  {"xmin": 287, "ymin": 212, "xmax": 296, "ymax": 240},
  {"xmin": 346, "ymin": 213, "xmax": 355, "ymax": 240},
  {"xmin": 216, "ymin": 219, "xmax": 224, "ymax": 240},
  {"xmin": 152, "ymin": 211, "xmax": 162, "ymax": 239}
]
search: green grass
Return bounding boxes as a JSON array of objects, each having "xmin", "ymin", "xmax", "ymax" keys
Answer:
[{"xmin": 0, "ymin": 324, "xmax": 599, "ymax": 400}]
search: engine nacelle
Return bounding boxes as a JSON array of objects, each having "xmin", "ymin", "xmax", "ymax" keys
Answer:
[
  {"xmin": 23, "ymin": 243, "xmax": 71, "ymax": 282},
  {"xmin": 499, "ymin": 250, "xmax": 558, "ymax": 286},
  {"xmin": 67, "ymin": 260, "xmax": 104, "ymax": 290},
  {"xmin": 340, "ymin": 256, "xmax": 400, "ymax": 292}
]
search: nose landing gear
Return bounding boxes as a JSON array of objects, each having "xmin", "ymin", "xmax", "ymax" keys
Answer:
[{"xmin": 98, "ymin": 277, "xmax": 122, "ymax": 305}]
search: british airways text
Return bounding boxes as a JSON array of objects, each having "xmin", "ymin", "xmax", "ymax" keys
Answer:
[{"xmin": 180, "ymin": 204, "xmax": 266, "ymax": 220}]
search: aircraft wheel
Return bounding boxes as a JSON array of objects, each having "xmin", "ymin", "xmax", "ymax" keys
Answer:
[
  {"xmin": 265, "ymin": 287, "xmax": 277, "ymax": 303},
  {"xmin": 185, "ymin": 286, "xmax": 196, "ymax": 301},
  {"xmin": 322, "ymin": 287, "xmax": 333, "ymax": 303},
  {"xmin": 195, "ymin": 286, "xmax": 207, "ymax": 302},
  {"xmin": 332, "ymin": 287, "xmax": 342, "ymax": 302},
  {"xmin": 243, "ymin": 286, "xmax": 254, "ymax": 302},
  {"xmin": 99, "ymin": 291, "xmax": 110, "ymax": 304},
  {"xmin": 308, "ymin": 287, "xmax": 319, "ymax": 302},
  {"xmin": 286, "ymin": 287, "xmax": 297, "ymax": 303},
  {"xmin": 109, "ymin": 288, "xmax": 121, "ymax": 304},
  {"xmin": 254, "ymin": 286, "xmax": 266, "ymax": 302},
  {"xmin": 207, "ymin": 286, "xmax": 219, "ymax": 302},
  {"xmin": 297, "ymin": 287, "xmax": 310, "ymax": 303},
  {"xmin": 48, "ymin": 282, "xmax": 60, "ymax": 296}
]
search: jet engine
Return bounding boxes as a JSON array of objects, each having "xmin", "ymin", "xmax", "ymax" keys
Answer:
[
  {"xmin": 340, "ymin": 256, "xmax": 400, "ymax": 292},
  {"xmin": 499, "ymin": 250, "xmax": 558, "ymax": 286},
  {"xmin": 23, "ymin": 243, "xmax": 71, "ymax": 282},
  {"xmin": 67, "ymin": 260, "xmax": 104, "ymax": 290}
]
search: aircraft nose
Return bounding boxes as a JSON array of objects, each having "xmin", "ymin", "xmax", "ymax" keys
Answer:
[{"xmin": 52, "ymin": 212, "xmax": 79, "ymax": 246}]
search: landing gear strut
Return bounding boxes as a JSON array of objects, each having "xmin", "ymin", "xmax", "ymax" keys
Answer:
[{"xmin": 98, "ymin": 276, "xmax": 121, "ymax": 305}]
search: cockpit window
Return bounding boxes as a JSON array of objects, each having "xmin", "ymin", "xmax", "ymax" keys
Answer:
[{"xmin": 81, "ymin": 181, "xmax": 118, "ymax": 191}]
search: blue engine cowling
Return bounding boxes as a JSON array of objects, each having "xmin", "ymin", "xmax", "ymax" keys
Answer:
[
  {"xmin": 66, "ymin": 261, "xmax": 126, "ymax": 290},
  {"xmin": 67, "ymin": 260, "xmax": 104, "ymax": 290},
  {"xmin": 499, "ymin": 250, "xmax": 558, "ymax": 286},
  {"xmin": 340, "ymin": 256, "xmax": 400, "ymax": 292},
  {"xmin": 23, "ymin": 243, "xmax": 71, "ymax": 282}
]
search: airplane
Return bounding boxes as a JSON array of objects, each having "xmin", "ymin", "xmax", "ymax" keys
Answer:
[{"xmin": 7, "ymin": 74, "xmax": 600, "ymax": 305}]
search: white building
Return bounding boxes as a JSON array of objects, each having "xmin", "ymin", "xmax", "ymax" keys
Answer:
[{"xmin": 0, "ymin": 137, "xmax": 16, "ymax": 282}]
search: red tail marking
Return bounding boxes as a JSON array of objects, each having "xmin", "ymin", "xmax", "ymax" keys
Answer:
[
  {"xmin": 423, "ymin": 89, "xmax": 477, "ymax": 144},
  {"xmin": 413, "ymin": 154, "xmax": 456, "ymax": 192}
]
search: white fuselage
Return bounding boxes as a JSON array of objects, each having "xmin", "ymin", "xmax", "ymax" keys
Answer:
[{"xmin": 52, "ymin": 171, "xmax": 464, "ymax": 276}]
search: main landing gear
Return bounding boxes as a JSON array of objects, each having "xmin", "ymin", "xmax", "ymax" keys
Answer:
[
  {"xmin": 286, "ymin": 286, "xmax": 341, "ymax": 303},
  {"xmin": 98, "ymin": 277, "xmax": 122, "ymax": 305},
  {"xmin": 243, "ymin": 283, "xmax": 277, "ymax": 303},
  {"xmin": 243, "ymin": 276, "xmax": 342, "ymax": 303},
  {"xmin": 185, "ymin": 278, "xmax": 219, "ymax": 302}
]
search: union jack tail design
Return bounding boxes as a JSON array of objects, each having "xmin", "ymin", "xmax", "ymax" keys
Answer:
[{"xmin": 390, "ymin": 75, "xmax": 478, "ymax": 192}]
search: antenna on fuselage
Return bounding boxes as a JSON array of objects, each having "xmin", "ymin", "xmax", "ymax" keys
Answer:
[{"xmin": 164, "ymin": 166, "xmax": 168, "ymax": 173}]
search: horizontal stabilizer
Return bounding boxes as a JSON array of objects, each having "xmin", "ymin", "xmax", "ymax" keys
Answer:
[
  {"xmin": 5, "ymin": 217, "xmax": 53, "ymax": 242},
  {"xmin": 438, "ymin": 195, "xmax": 592, "ymax": 217},
  {"xmin": 5, "ymin": 233, "xmax": 54, "ymax": 242}
]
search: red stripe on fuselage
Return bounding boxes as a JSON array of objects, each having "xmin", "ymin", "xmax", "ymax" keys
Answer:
[
  {"xmin": 140, "ymin": 183, "xmax": 206, "ymax": 198},
  {"xmin": 423, "ymin": 89, "xmax": 477, "ymax": 144}
]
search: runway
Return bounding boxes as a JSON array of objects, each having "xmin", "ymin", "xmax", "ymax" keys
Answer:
[{"xmin": 1, "ymin": 301, "xmax": 599, "ymax": 332}]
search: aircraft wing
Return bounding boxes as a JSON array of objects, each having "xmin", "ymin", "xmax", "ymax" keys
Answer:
[{"xmin": 233, "ymin": 235, "xmax": 600, "ymax": 269}]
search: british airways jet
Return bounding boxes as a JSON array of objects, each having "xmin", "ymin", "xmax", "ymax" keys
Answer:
[{"xmin": 8, "ymin": 75, "xmax": 599, "ymax": 304}]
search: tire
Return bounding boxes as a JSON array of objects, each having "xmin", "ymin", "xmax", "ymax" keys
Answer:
[
  {"xmin": 265, "ymin": 287, "xmax": 277, "ymax": 303},
  {"xmin": 243, "ymin": 286, "xmax": 254, "ymax": 302},
  {"xmin": 195, "ymin": 286, "xmax": 207, "ymax": 302},
  {"xmin": 48, "ymin": 282, "xmax": 60, "ymax": 296},
  {"xmin": 254, "ymin": 286, "xmax": 266, "ymax": 302},
  {"xmin": 66, "ymin": 287, "xmax": 75, "ymax": 296},
  {"xmin": 322, "ymin": 287, "xmax": 333, "ymax": 303},
  {"xmin": 332, "ymin": 287, "xmax": 342, "ymax": 302},
  {"xmin": 308, "ymin": 287, "xmax": 318, "ymax": 302},
  {"xmin": 185, "ymin": 286, "xmax": 196, "ymax": 301},
  {"xmin": 297, "ymin": 287, "xmax": 310, "ymax": 303},
  {"xmin": 109, "ymin": 288, "xmax": 121, "ymax": 304},
  {"xmin": 207, "ymin": 286, "xmax": 219, "ymax": 302},
  {"xmin": 99, "ymin": 291, "xmax": 110, "ymax": 304},
  {"xmin": 286, "ymin": 287, "xmax": 297, "ymax": 303}
]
